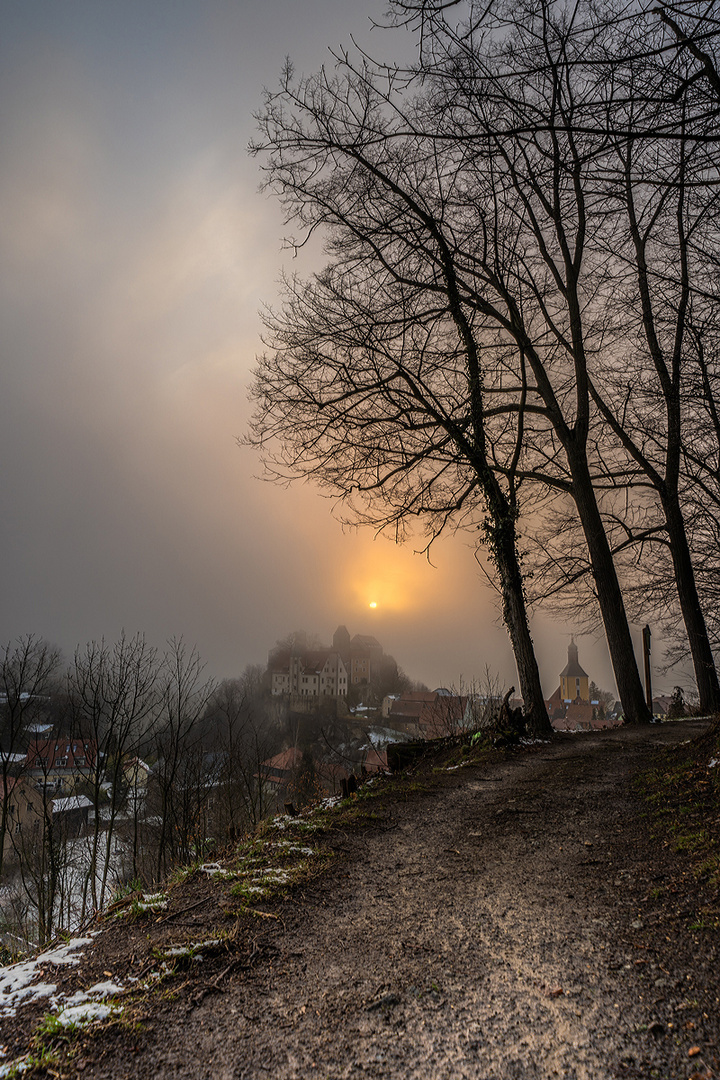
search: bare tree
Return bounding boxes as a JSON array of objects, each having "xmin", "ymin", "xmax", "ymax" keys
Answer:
[
  {"xmin": 249, "ymin": 61, "xmax": 553, "ymax": 733},
  {"xmin": 407, "ymin": 0, "xmax": 659, "ymax": 720},
  {"xmin": 9, "ymin": 753, "xmax": 66, "ymax": 946},
  {"xmin": 150, "ymin": 640, "xmax": 215, "ymax": 880},
  {"xmin": 388, "ymin": 0, "xmax": 720, "ymax": 712},
  {"xmin": 66, "ymin": 633, "xmax": 160, "ymax": 914},
  {"xmin": 406, "ymin": 0, "xmax": 720, "ymax": 707},
  {"xmin": 203, "ymin": 673, "xmax": 279, "ymax": 837},
  {"xmin": 577, "ymin": 2, "xmax": 720, "ymax": 710},
  {"xmin": 0, "ymin": 636, "xmax": 61, "ymax": 881}
]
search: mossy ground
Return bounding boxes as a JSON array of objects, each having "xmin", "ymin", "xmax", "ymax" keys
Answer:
[{"xmin": 636, "ymin": 718, "xmax": 720, "ymax": 928}]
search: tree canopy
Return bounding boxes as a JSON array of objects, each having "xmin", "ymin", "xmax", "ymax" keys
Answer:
[{"xmin": 248, "ymin": 0, "xmax": 720, "ymax": 721}]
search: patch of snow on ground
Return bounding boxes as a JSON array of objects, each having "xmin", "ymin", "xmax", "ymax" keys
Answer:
[
  {"xmin": 161, "ymin": 940, "xmax": 221, "ymax": 958},
  {"xmin": 62, "ymin": 980, "xmax": 124, "ymax": 1006},
  {"xmin": 272, "ymin": 842, "xmax": 316, "ymax": 856},
  {"xmin": 246, "ymin": 868, "xmax": 291, "ymax": 885},
  {"xmin": 709, "ymin": 758, "xmax": 718, "ymax": 768},
  {"xmin": 0, "ymin": 936, "xmax": 96, "ymax": 1018},
  {"xmin": 0, "ymin": 1059, "xmax": 29, "ymax": 1077},
  {"xmin": 199, "ymin": 863, "xmax": 236, "ymax": 879},
  {"xmin": 55, "ymin": 1001, "xmax": 118, "ymax": 1027},
  {"xmin": 37, "ymin": 937, "xmax": 95, "ymax": 965},
  {"xmin": 115, "ymin": 892, "xmax": 168, "ymax": 914}
]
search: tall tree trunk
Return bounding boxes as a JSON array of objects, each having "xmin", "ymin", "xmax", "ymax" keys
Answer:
[
  {"xmin": 663, "ymin": 493, "xmax": 720, "ymax": 713},
  {"xmin": 491, "ymin": 516, "xmax": 552, "ymax": 736},
  {"xmin": 568, "ymin": 448, "xmax": 652, "ymax": 724}
]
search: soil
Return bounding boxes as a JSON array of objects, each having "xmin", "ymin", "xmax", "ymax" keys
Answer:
[{"xmin": 2, "ymin": 718, "xmax": 719, "ymax": 1080}]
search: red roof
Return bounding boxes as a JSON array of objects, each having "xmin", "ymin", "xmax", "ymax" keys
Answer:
[
  {"xmin": 262, "ymin": 747, "xmax": 303, "ymax": 773},
  {"xmin": 566, "ymin": 703, "xmax": 595, "ymax": 724},
  {"xmin": 363, "ymin": 748, "xmax": 388, "ymax": 772},
  {"xmin": 26, "ymin": 738, "xmax": 96, "ymax": 771},
  {"xmin": 389, "ymin": 692, "xmax": 467, "ymax": 738}
]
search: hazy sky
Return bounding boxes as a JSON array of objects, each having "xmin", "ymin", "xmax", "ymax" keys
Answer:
[{"xmin": 0, "ymin": 0, "xmax": 669, "ymax": 696}]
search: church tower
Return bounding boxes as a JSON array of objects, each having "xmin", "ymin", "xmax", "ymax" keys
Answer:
[{"xmin": 560, "ymin": 639, "xmax": 590, "ymax": 702}]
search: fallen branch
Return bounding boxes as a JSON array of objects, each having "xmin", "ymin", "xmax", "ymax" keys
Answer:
[
  {"xmin": 155, "ymin": 895, "xmax": 212, "ymax": 926},
  {"xmin": 188, "ymin": 945, "xmax": 262, "ymax": 1008}
]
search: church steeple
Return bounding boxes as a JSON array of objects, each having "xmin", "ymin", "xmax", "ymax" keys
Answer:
[{"xmin": 560, "ymin": 638, "xmax": 590, "ymax": 702}]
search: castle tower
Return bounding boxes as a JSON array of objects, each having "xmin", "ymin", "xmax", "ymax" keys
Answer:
[{"xmin": 333, "ymin": 625, "xmax": 351, "ymax": 655}]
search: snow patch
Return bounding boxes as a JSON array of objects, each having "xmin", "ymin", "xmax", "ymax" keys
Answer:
[
  {"xmin": 0, "ymin": 1059, "xmax": 30, "ymax": 1077},
  {"xmin": 271, "ymin": 842, "xmax": 316, "ymax": 856},
  {"xmin": 0, "ymin": 936, "xmax": 96, "ymax": 1018},
  {"xmin": 37, "ymin": 937, "xmax": 95, "ymax": 966},
  {"xmin": 63, "ymin": 981, "xmax": 124, "ymax": 1006},
  {"xmin": 55, "ymin": 1001, "xmax": 118, "ymax": 1027},
  {"xmin": 161, "ymin": 940, "xmax": 221, "ymax": 958}
]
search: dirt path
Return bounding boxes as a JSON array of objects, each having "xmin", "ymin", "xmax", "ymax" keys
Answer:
[
  {"xmin": 100, "ymin": 721, "xmax": 717, "ymax": 1080},
  {"xmin": 2, "ymin": 720, "xmax": 718, "ymax": 1079}
]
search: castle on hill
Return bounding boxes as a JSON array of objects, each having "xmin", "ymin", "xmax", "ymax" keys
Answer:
[{"xmin": 268, "ymin": 625, "xmax": 384, "ymax": 699}]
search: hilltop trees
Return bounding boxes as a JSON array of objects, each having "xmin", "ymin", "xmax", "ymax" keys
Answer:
[
  {"xmin": 249, "ymin": 61, "xmax": 553, "ymax": 733},
  {"xmin": 248, "ymin": 0, "xmax": 720, "ymax": 719}
]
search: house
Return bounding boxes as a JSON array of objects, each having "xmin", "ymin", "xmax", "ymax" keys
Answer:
[
  {"xmin": 52, "ymin": 794, "xmax": 93, "ymax": 836},
  {"xmin": 545, "ymin": 685, "xmax": 567, "ymax": 724},
  {"xmin": 122, "ymin": 757, "xmax": 151, "ymax": 811},
  {"xmin": 260, "ymin": 747, "xmax": 304, "ymax": 790},
  {"xmin": 1, "ymin": 777, "xmax": 44, "ymax": 861},
  {"xmin": 260, "ymin": 747, "xmax": 350, "ymax": 803},
  {"xmin": 361, "ymin": 747, "xmax": 388, "ymax": 773},
  {"xmin": 25, "ymin": 737, "xmax": 97, "ymax": 793},
  {"xmin": 0, "ymin": 751, "xmax": 27, "ymax": 777},
  {"xmin": 122, "ymin": 757, "xmax": 151, "ymax": 791},
  {"xmin": 386, "ymin": 691, "xmax": 468, "ymax": 739}
]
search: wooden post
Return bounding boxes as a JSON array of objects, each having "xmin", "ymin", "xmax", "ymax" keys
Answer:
[{"xmin": 642, "ymin": 625, "xmax": 653, "ymax": 715}]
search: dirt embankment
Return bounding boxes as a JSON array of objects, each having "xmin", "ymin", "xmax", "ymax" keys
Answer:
[{"xmin": 2, "ymin": 719, "xmax": 718, "ymax": 1079}]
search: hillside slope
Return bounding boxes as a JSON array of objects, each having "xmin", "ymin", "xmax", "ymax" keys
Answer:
[{"xmin": 1, "ymin": 719, "xmax": 718, "ymax": 1079}]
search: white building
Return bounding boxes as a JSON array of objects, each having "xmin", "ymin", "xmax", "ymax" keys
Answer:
[{"xmin": 271, "ymin": 649, "xmax": 349, "ymax": 697}]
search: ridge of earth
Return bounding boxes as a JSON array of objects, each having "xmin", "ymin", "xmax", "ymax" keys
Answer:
[{"xmin": 1, "ymin": 718, "xmax": 718, "ymax": 1079}]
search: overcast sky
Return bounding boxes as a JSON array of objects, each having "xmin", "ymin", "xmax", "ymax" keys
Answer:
[{"xmin": 0, "ymin": 0, "xmax": 671, "ymax": 696}]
